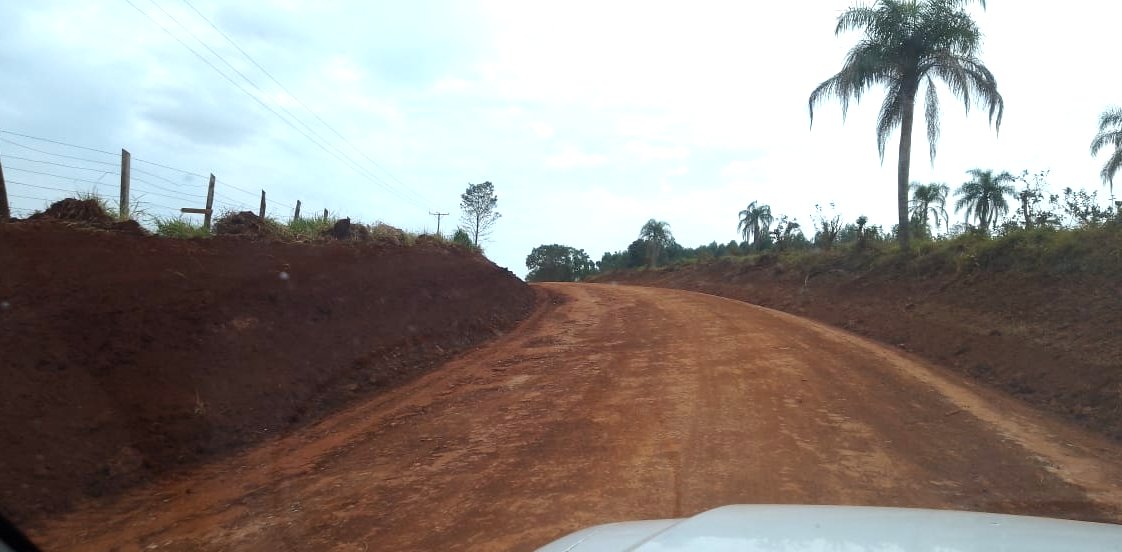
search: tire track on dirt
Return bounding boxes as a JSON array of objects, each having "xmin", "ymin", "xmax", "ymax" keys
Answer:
[{"xmin": 30, "ymin": 284, "xmax": 1122, "ymax": 551}]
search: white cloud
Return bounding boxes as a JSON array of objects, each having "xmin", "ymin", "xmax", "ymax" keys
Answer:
[
  {"xmin": 530, "ymin": 122, "xmax": 554, "ymax": 139},
  {"xmin": 624, "ymin": 141, "xmax": 690, "ymax": 162},
  {"xmin": 4, "ymin": 0, "xmax": 1122, "ymax": 276},
  {"xmin": 544, "ymin": 146, "xmax": 607, "ymax": 169}
]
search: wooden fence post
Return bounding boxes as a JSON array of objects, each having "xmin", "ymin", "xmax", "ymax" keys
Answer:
[
  {"xmin": 119, "ymin": 149, "xmax": 131, "ymax": 221},
  {"xmin": 203, "ymin": 174, "xmax": 216, "ymax": 230},
  {"xmin": 293, "ymin": 200, "xmax": 301, "ymax": 221},
  {"xmin": 259, "ymin": 190, "xmax": 266, "ymax": 218},
  {"xmin": 0, "ymin": 154, "xmax": 9, "ymax": 221}
]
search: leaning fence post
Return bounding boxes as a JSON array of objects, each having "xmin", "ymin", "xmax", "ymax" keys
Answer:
[
  {"xmin": 119, "ymin": 149, "xmax": 131, "ymax": 221},
  {"xmin": 259, "ymin": 190, "xmax": 266, "ymax": 218},
  {"xmin": 293, "ymin": 200, "xmax": 301, "ymax": 221},
  {"xmin": 0, "ymin": 154, "xmax": 9, "ymax": 221},
  {"xmin": 203, "ymin": 174, "xmax": 216, "ymax": 230}
]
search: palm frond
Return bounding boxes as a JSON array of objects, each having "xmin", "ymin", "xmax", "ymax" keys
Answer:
[
  {"xmin": 1097, "ymin": 107, "xmax": 1122, "ymax": 131},
  {"xmin": 924, "ymin": 78, "xmax": 941, "ymax": 163},
  {"xmin": 809, "ymin": 40, "xmax": 894, "ymax": 127},
  {"xmin": 926, "ymin": 53, "xmax": 1003, "ymax": 131},
  {"xmin": 1101, "ymin": 148, "xmax": 1122, "ymax": 192},
  {"xmin": 876, "ymin": 82, "xmax": 904, "ymax": 159},
  {"xmin": 835, "ymin": 6, "xmax": 878, "ymax": 34}
]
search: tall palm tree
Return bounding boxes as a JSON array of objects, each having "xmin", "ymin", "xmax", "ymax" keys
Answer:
[
  {"xmin": 638, "ymin": 219, "xmax": 673, "ymax": 268},
  {"xmin": 809, "ymin": 0, "xmax": 1004, "ymax": 249},
  {"xmin": 737, "ymin": 201, "xmax": 773, "ymax": 251},
  {"xmin": 1091, "ymin": 107, "xmax": 1122, "ymax": 195},
  {"xmin": 954, "ymin": 169, "xmax": 1015, "ymax": 231},
  {"xmin": 909, "ymin": 181, "xmax": 950, "ymax": 234}
]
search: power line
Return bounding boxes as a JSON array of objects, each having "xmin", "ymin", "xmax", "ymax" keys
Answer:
[
  {"xmin": 179, "ymin": 0, "xmax": 434, "ymax": 208},
  {"xmin": 8, "ymin": 193, "xmax": 53, "ymax": 202},
  {"xmin": 130, "ymin": 165, "xmax": 204, "ymax": 189},
  {"xmin": 131, "ymin": 175, "xmax": 205, "ymax": 198},
  {"xmin": 4, "ymin": 167, "xmax": 115, "ymax": 186},
  {"xmin": 0, "ymin": 136, "xmax": 121, "ymax": 167},
  {"xmin": 130, "ymin": 156, "xmax": 208, "ymax": 178},
  {"xmin": 0, "ymin": 130, "xmax": 117, "ymax": 156},
  {"xmin": 124, "ymin": 0, "xmax": 427, "ymax": 211},
  {"xmin": 6, "ymin": 180, "xmax": 82, "ymax": 194},
  {"xmin": 0, "ymin": 154, "xmax": 121, "ymax": 174}
]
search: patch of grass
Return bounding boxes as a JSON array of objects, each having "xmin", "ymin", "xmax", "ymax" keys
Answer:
[
  {"xmin": 286, "ymin": 213, "xmax": 337, "ymax": 240},
  {"xmin": 153, "ymin": 216, "xmax": 211, "ymax": 239}
]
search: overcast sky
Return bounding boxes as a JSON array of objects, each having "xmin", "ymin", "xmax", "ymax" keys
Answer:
[{"xmin": 2, "ymin": 1, "xmax": 1120, "ymax": 275}]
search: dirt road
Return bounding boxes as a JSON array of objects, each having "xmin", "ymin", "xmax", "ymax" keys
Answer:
[{"xmin": 32, "ymin": 284, "xmax": 1122, "ymax": 551}]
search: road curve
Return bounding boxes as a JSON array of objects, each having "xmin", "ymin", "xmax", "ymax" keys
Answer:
[{"xmin": 33, "ymin": 283, "xmax": 1122, "ymax": 551}]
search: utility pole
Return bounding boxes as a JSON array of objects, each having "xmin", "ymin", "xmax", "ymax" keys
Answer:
[{"xmin": 429, "ymin": 211, "xmax": 449, "ymax": 237}]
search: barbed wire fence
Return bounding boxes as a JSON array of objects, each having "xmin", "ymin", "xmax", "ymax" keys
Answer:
[{"xmin": 0, "ymin": 130, "xmax": 321, "ymax": 229}]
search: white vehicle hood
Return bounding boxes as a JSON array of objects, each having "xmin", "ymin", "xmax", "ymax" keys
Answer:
[{"xmin": 538, "ymin": 505, "xmax": 1122, "ymax": 552}]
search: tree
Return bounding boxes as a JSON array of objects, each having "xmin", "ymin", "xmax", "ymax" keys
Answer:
[
  {"xmin": 954, "ymin": 169, "xmax": 1015, "ymax": 231},
  {"xmin": 525, "ymin": 244, "xmax": 594, "ymax": 282},
  {"xmin": 812, "ymin": 203, "xmax": 842, "ymax": 249},
  {"xmin": 808, "ymin": 0, "xmax": 1004, "ymax": 249},
  {"xmin": 771, "ymin": 216, "xmax": 802, "ymax": 251},
  {"xmin": 638, "ymin": 219, "xmax": 673, "ymax": 268},
  {"xmin": 1091, "ymin": 107, "xmax": 1122, "ymax": 196},
  {"xmin": 459, "ymin": 181, "xmax": 500, "ymax": 246},
  {"xmin": 909, "ymin": 181, "xmax": 950, "ymax": 235},
  {"xmin": 737, "ymin": 201, "xmax": 773, "ymax": 251}
]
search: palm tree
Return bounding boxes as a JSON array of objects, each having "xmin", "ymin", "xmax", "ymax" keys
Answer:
[
  {"xmin": 737, "ymin": 201, "xmax": 773, "ymax": 251},
  {"xmin": 809, "ymin": 0, "xmax": 1004, "ymax": 249},
  {"xmin": 909, "ymin": 181, "xmax": 950, "ymax": 234},
  {"xmin": 954, "ymin": 169, "xmax": 1015, "ymax": 231},
  {"xmin": 1091, "ymin": 107, "xmax": 1122, "ymax": 195},
  {"xmin": 638, "ymin": 219, "xmax": 673, "ymax": 268}
]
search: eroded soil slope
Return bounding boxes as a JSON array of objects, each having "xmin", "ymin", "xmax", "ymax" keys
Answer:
[
  {"xmin": 592, "ymin": 258, "xmax": 1122, "ymax": 441},
  {"xmin": 0, "ymin": 222, "xmax": 534, "ymax": 525}
]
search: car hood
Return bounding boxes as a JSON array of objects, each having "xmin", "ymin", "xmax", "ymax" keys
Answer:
[{"xmin": 537, "ymin": 505, "xmax": 1122, "ymax": 551}]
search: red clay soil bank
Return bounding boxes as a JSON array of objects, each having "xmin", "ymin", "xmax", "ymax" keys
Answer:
[
  {"xmin": 0, "ymin": 221, "xmax": 535, "ymax": 525},
  {"xmin": 593, "ymin": 259, "xmax": 1122, "ymax": 442}
]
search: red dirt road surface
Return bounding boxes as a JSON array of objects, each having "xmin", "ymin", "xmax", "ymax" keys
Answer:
[{"xmin": 31, "ymin": 284, "xmax": 1122, "ymax": 551}]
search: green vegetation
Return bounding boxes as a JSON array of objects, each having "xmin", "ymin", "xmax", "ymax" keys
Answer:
[
  {"xmin": 638, "ymin": 219, "xmax": 673, "ymax": 268},
  {"xmin": 954, "ymin": 169, "xmax": 1016, "ymax": 232},
  {"xmin": 459, "ymin": 181, "xmax": 500, "ymax": 246},
  {"xmin": 1091, "ymin": 107, "xmax": 1122, "ymax": 192},
  {"xmin": 525, "ymin": 244, "xmax": 595, "ymax": 282},
  {"xmin": 808, "ymin": 0, "xmax": 1003, "ymax": 249},
  {"xmin": 910, "ymin": 182, "xmax": 950, "ymax": 236},
  {"xmin": 737, "ymin": 201, "xmax": 772, "ymax": 251},
  {"xmin": 452, "ymin": 228, "xmax": 473, "ymax": 246},
  {"xmin": 286, "ymin": 213, "xmax": 338, "ymax": 240},
  {"xmin": 153, "ymin": 217, "xmax": 210, "ymax": 239}
]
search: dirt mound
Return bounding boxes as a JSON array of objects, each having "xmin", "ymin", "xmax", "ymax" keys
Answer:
[
  {"xmin": 0, "ymin": 223, "xmax": 535, "ymax": 526},
  {"xmin": 370, "ymin": 223, "xmax": 406, "ymax": 245},
  {"xmin": 32, "ymin": 198, "xmax": 114, "ymax": 225},
  {"xmin": 593, "ymin": 259, "xmax": 1122, "ymax": 442},
  {"xmin": 212, "ymin": 211, "xmax": 279, "ymax": 237}
]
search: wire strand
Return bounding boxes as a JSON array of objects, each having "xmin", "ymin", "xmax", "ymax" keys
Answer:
[
  {"xmin": 124, "ymin": 0, "xmax": 425, "ymax": 211},
  {"xmin": 4, "ymin": 167, "xmax": 115, "ymax": 186},
  {"xmin": 178, "ymin": 0, "xmax": 434, "ymax": 208},
  {"xmin": 0, "ymin": 130, "xmax": 118, "ymax": 156},
  {"xmin": 0, "ymin": 136, "xmax": 121, "ymax": 167},
  {"xmin": 0, "ymin": 154, "xmax": 122, "ymax": 174}
]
